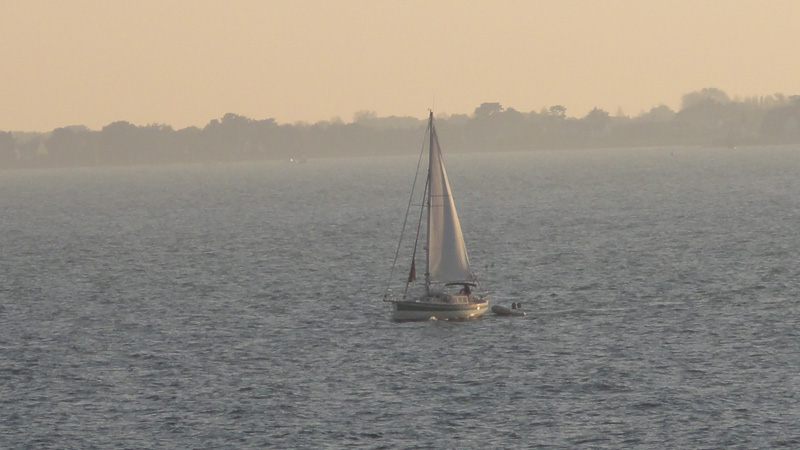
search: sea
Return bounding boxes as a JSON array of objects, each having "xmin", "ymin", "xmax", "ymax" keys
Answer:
[{"xmin": 2, "ymin": 146, "xmax": 800, "ymax": 449}]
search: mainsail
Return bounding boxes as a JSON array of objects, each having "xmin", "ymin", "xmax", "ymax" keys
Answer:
[{"xmin": 426, "ymin": 117, "xmax": 474, "ymax": 284}]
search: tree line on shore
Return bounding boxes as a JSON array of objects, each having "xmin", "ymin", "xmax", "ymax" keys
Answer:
[{"xmin": 2, "ymin": 88, "xmax": 800, "ymax": 170}]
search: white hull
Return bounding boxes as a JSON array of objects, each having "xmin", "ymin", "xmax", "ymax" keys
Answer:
[
  {"xmin": 391, "ymin": 297, "xmax": 489, "ymax": 321},
  {"xmin": 491, "ymin": 305, "xmax": 526, "ymax": 317}
]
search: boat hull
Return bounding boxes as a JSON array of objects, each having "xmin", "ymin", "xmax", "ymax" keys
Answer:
[
  {"xmin": 491, "ymin": 305, "xmax": 526, "ymax": 317},
  {"xmin": 391, "ymin": 299, "xmax": 489, "ymax": 321}
]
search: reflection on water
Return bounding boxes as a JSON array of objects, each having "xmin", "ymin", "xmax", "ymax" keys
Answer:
[{"xmin": 2, "ymin": 146, "xmax": 800, "ymax": 448}]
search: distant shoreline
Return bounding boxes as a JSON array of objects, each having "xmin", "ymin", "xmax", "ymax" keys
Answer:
[{"xmin": 3, "ymin": 91, "xmax": 800, "ymax": 170}]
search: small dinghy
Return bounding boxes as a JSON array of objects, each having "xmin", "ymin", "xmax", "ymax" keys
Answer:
[{"xmin": 491, "ymin": 303, "xmax": 526, "ymax": 317}]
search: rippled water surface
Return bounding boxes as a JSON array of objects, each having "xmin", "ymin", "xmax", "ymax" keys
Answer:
[{"xmin": 3, "ymin": 146, "xmax": 800, "ymax": 448}]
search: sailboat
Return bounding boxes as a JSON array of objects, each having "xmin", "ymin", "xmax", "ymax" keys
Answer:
[{"xmin": 383, "ymin": 111, "xmax": 489, "ymax": 321}]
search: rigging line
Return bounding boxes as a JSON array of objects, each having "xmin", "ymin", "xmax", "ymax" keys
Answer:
[
  {"xmin": 404, "ymin": 173, "xmax": 429, "ymax": 299},
  {"xmin": 383, "ymin": 118, "xmax": 432, "ymax": 301}
]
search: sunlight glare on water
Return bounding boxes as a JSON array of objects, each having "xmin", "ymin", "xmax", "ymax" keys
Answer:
[{"xmin": 2, "ymin": 146, "xmax": 800, "ymax": 448}]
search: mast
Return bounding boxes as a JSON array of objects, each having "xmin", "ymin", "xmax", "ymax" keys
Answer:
[{"xmin": 424, "ymin": 110, "xmax": 434, "ymax": 295}]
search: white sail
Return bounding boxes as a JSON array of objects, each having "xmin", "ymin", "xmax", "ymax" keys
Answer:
[{"xmin": 427, "ymin": 122, "xmax": 474, "ymax": 284}]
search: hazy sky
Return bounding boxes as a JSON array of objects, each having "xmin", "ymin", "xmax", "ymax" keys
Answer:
[{"xmin": 3, "ymin": 0, "xmax": 800, "ymax": 131}]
